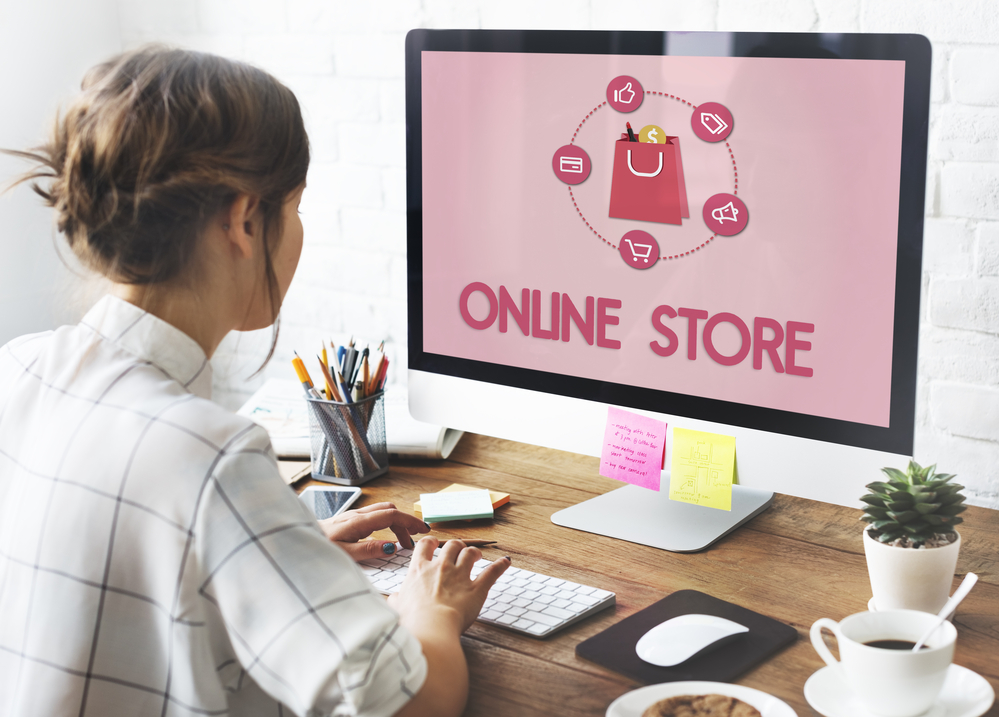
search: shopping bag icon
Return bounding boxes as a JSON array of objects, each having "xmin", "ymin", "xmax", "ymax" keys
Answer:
[{"xmin": 608, "ymin": 135, "xmax": 688, "ymax": 225}]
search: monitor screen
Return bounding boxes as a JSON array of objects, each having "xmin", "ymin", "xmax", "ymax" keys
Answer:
[{"xmin": 406, "ymin": 31, "xmax": 930, "ymax": 511}]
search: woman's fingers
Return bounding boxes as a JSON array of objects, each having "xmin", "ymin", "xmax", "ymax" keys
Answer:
[
  {"xmin": 455, "ymin": 545, "xmax": 482, "ymax": 574},
  {"xmin": 335, "ymin": 508, "xmax": 428, "ymax": 542},
  {"xmin": 338, "ymin": 539, "xmax": 399, "ymax": 562},
  {"xmin": 473, "ymin": 556, "xmax": 511, "ymax": 597},
  {"xmin": 412, "ymin": 535, "xmax": 439, "ymax": 565}
]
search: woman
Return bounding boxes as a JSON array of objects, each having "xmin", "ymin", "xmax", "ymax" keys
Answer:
[{"xmin": 0, "ymin": 46, "xmax": 507, "ymax": 717}]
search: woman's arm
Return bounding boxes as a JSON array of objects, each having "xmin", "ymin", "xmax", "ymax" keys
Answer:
[{"xmin": 389, "ymin": 538, "xmax": 510, "ymax": 717}]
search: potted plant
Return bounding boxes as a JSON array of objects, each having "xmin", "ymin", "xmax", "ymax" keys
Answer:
[{"xmin": 860, "ymin": 460, "xmax": 966, "ymax": 614}]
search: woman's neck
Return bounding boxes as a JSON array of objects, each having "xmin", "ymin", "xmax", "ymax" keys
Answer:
[{"xmin": 112, "ymin": 283, "xmax": 232, "ymax": 358}]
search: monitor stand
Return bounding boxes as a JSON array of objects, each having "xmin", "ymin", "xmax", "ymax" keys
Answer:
[{"xmin": 550, "ymin": 484, "xmax": 774, "ymax": 553}]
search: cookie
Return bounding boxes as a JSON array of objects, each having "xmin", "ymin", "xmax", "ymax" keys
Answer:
[{"xmin": 641, "ymin": 693, "xmax": 762, "ymax": 717}]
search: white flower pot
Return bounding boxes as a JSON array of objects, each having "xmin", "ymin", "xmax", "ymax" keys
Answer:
[{"xmin": 863, "ymin": 528, "xmax": 961, "ymax": 614}]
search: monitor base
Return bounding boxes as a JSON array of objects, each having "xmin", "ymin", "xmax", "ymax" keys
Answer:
[{"xmin": 550, "ymin": 484, "xmax": 774, "ymax": 553}]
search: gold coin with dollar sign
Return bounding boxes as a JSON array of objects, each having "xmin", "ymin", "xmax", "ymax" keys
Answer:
[{"xmin": 639, "ymin": 124, "xmax": 666, "ymax": 144}]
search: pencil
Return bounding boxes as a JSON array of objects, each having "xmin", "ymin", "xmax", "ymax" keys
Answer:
[
  {"xmin": 292, "ymin": 352, "xmax": 320, "ymax": 398},
  {"xmin": 367, "ymin": 351, "xmax": 385, "ymax": 395},
  {"xmin": 360, "ymin": 354, "xmax": 370, "ymax": 396},
  {"xmin": 316, "ymin": 354, "xmax": 342, "ymax": 402},
  {"xmin": 439, "ymin": 539, "xmax": 497, "ymax": 547}
]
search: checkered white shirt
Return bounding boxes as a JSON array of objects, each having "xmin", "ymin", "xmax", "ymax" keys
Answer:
[{"xmin": 0, "ymin": 295, "xmax": 426, "ymax": 717}]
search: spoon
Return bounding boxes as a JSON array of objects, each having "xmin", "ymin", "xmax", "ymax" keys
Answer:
[{"xmin": 912, "ymin": 572, "xmax": 978, "ymax": 652}]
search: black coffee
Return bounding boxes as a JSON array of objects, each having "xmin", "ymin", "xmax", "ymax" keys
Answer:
[{"xmin": 863, "ymin": 639, "xmax": 926, "ymax": 650}]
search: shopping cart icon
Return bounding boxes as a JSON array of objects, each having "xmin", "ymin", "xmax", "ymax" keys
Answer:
[{"xmin": 624, "ymin": 237, "xmax": 654, "ymax": 263}]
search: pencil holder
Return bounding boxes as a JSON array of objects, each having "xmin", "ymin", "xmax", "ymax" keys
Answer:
[{"xmin": 306, "ymin": 391, "xmax": 388, "ymax": 486}]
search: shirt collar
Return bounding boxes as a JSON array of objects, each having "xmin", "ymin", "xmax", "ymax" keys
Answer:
[{"xmin": 81, "ymin": 295, "xmax": 213, "ymax": 400}]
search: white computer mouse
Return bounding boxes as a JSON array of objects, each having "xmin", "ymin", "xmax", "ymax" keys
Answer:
[{"xmin": 635, "ymin": 614, "xmax": 750, "ymax": 667}]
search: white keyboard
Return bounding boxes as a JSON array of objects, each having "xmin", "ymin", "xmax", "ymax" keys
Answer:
[{"xmin": 360, "ymin": 546, "xmax": 616, "ymax": 637}]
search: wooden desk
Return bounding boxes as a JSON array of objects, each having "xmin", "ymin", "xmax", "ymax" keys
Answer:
[{"xmin": 292, "ymin": 433, "xmax": 999, "ymax": 716}]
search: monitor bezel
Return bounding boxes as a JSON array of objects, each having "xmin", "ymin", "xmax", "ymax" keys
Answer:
[{"xmin": 406, "ymin": 29, "xmax": 930, "ymax": 456}]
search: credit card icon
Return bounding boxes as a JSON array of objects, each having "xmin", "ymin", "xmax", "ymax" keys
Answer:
[{"xmin": 559, "ymin": 156, "xmax": 584, "ymax": 173}]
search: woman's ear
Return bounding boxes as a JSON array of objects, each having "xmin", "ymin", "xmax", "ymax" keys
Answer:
[{"xmin": 222, "ymin": 194, "xmax": 262, "ymax": 259}]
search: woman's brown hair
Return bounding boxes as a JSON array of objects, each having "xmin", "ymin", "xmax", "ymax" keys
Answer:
[{"xmin": 6, "ymin": 45, "xmax": 309, "ymax": 361}]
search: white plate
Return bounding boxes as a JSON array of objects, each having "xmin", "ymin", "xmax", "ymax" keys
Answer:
[
  {"xmin": 804, "ymin": 664, "xmax": 994, "ymax": 717},
  {"xmin": 606, "ymin": 681, "xmax": 797, "ymax": 717}
]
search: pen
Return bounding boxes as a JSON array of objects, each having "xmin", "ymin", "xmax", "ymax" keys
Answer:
[
  {"xmin": 439, "ymin": 539, "xmax": 497, "ymax": 547},
  {"xmin": 626, "ymin": 121, "xmax": 636, "ymax": 142},
  {"xmin": 352, "ymin": 346, "xmax": 369, "ymax": 386}
]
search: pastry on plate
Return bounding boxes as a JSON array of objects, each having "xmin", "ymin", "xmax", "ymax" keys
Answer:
[{"xmin": 641, "ymin": 693, "xmax": 762, "ymax": 717}]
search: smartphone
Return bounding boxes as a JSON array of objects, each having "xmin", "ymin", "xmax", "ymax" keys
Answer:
[{"xmin": 298, "ymin": 485, "xmax": 362, "ymax": 519}]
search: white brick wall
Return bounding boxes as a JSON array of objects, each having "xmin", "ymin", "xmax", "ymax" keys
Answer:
[{"xmin": 115, "ymin": 0, "xmax": 999, "ymax": 508}]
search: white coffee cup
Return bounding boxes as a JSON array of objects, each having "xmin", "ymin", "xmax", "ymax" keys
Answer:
[{"xmin": 810, "ymin": 610, "xmax": 956, "ymax": 717}]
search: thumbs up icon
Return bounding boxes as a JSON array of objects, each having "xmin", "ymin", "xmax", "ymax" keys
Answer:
[
  {"xmin": 607, "ymin": 76, "xmax": 644, "ymax": 113},
  {"xmin": 614, "ymin": 82, "xmax": 635, "ymax": 104}
]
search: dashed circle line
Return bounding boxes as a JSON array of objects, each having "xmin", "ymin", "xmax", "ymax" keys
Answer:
[{"xmin": 567, "ymin": 90, "xmax": 739, "ymax": 263}]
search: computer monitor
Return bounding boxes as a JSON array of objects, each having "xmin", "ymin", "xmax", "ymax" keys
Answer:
[{"xmin": 405, "ymin": 30, "xmax": 930, "ymax": 551}]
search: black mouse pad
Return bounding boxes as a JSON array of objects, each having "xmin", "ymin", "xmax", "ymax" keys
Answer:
[{"xmin": 575, "ymin": 589, "xmax": 797, "ymax": 684}]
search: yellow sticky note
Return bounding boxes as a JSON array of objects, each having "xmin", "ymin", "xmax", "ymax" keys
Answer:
[{"xmin": 669, "ymin": 428, "xmax": 736, "ymax": 511}]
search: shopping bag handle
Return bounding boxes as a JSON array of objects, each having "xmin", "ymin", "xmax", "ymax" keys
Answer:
[{"xmin": 627, "ymin": 149, "xmax": 663, "ymax": 177}]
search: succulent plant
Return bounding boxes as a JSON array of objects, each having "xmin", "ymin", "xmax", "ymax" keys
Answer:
[{"xmin": 861, "ymin": 460, "xmax": 966, "ymax": 547}]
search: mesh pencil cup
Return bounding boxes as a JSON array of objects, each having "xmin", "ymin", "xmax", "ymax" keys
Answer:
[{"xmin": 306, "ymin": 391, "xmax": 388, "ymax": 486}]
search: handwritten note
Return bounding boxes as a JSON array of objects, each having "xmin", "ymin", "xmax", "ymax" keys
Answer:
[
  {"xmin": 669, "ymin": 427, "xmax": 736, "ymax": 511},
  {"xmin": 599, "ymin": 407, "xmax": 667, "ymax": 491}
]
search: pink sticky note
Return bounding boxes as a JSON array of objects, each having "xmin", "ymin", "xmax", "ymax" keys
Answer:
[{"xmin": 599, "ymin": 407, "xmax": 668, "ymax": 491}]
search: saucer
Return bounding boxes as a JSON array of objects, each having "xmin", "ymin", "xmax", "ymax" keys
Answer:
[{"xmin": 804, "ymin": 664, "xmax": 994, "ymax": 717}]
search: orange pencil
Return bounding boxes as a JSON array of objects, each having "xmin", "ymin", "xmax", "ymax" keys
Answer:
[
  {"xmin": 367, "ymin": 352, "xmax": 385, "ymax": 395},
  {"xmin": 316, "ymin": 355, "xmax": 343, "ymax": 402},
  {"xmin": 360, "ymin": 354, "xmax": 370, "ymax": 398}
]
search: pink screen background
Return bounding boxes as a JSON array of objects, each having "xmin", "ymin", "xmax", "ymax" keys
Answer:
[{"xmin": 421, "ymin": 51, "xmax": 905, "ymax": 427}]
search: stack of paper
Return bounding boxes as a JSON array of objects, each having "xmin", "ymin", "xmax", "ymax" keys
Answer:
[{"xmin": 419, "ymin": 489, "xmax": 495, "ymax": 523}]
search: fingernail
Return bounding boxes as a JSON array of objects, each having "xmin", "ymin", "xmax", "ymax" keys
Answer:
[
  {"xmin": 423, "ymin": 522, "xmax": 431, "ymax": 531},
  {"xmin": 382, "ymin": 543, "xmax": 396, "ymax": 555},
  {"xmin": 504, "ymin": 556, "xmax": 511, "ymax": 562}
]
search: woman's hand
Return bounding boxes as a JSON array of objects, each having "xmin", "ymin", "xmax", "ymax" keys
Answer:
[
  {"xmin": 389, "ymin": 537, "xmax": 510, "ymax": 717},
  {"xmin": 388, "ymin": 537, "xmax": 510, "ymax": 634},
  {"xmin": 317, "ymin": 502, "xmax": 429, "ymax": 561}
]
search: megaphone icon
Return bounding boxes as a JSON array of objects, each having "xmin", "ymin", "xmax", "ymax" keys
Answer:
[{"xmin": 711, "ymin": 201, "xmax": 739, "ymax": 223}]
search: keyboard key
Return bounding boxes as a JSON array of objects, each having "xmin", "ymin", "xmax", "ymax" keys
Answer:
[
  {"xmin": 543, "ymin": 606, "xmax": 575, "ymax": 620},
  {"xmin": 512, "ymin": 619, "xmax": 535, "ymax": 630},
  {"xmin": 522, "ymin": 611, "xmax": 561, "ymax": 627},
  {"xmin": 527, "ymin": 623, "xmax": 549, "ymax": 635},
  {"xmin": 497, "ymin": 614, "xmax": 519, "ymax": 625},
  {"xmin": 552, "ymin": 598, "xmax": 572, "ymax": 609},
  {"xmin": 506, "ymin": 607, "xmax": 527, "ymax": 617},
  {"xmin": 481, "ymin": 610, "xmax": 503, "ymax": 621}
]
